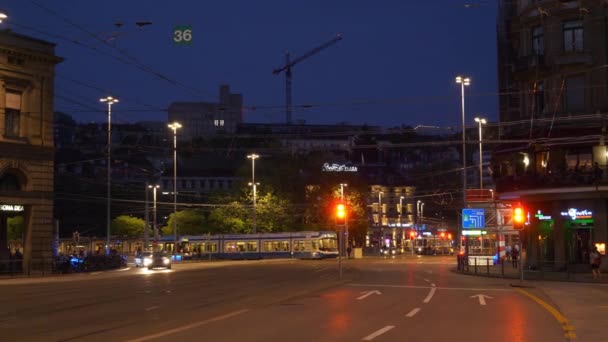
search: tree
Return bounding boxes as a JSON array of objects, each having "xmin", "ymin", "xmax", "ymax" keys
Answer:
[
  {"xmin": 255, "ymin": 192, "xmax": 295, "ymax": 232},
  {"xmin": 111, "ymin": 215, "xmax": 145, "ymax": 237},
  {"xmin": 162, "ymin": 210, "xmax": 208, "ymax": 236},
  {"xmin": 208, "ymin": 202, "xmax": 248, "ymax": 233}
]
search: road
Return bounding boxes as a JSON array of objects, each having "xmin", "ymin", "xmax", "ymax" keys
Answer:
[{"xmin": 0, "ymin": 256, "xmax": 580, "ymax": 341}]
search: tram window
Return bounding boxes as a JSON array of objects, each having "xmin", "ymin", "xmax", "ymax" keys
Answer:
[
  {"xmin": 247, "ymin": 241, "xmax": 258, "ymax": 252},
  {"xmin": 225, "ymin": 242, "xmax": 237, "ymax": 252},
  {"xmin": 280, "ymin": 241, "xmax": 290, "ymax": 251},
  {"xmin": 236, "ymin": 242, "xmax": 246, "ymax": 252},
  {"xmin": 294, "ymin": 240, "xmax": 305, "ymax": 251},
  {"xmin": 311, "ymin": 241, "xmax": 318, "ymax": 250},
  {"xmin": 263, "ymin": 241, "xmax": 273, "ymax": 252},
  {"xmin": 209, "ymin": 243, "xmax": 217, "ymax": 253}
]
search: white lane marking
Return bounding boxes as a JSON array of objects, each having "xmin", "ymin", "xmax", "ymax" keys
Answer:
[
  {"xmin": 431, "ymin": 283, "xmax": 436, "ymax": 287},
  {"xmin": 423, "ymin": 279, "xmax": 430, "ymax": 283},
  {"xmin": 348, "ymin": 284, "xmax": 513, "ymax": 292},
  {"xmin": 426, "ymin": 270, "xmax": 433, "ymax": 274},
  {"xmin": 125, "ymin": 309, "xmax": 249, "ymax": 342},
  {"xmin": 405, "ymin": 308, "xmax": 421, "ymax": 318},
  {"xmin": 357, "ymin": 290, "xmax": 382, "ymax": 300},
  {"xmin": 145, "ymin": 306, "xmax": 160, "ymax": 311},
  {"xmin": 314, "ymin": 267, "xmax": 329, "ymax": 273},
  {"xmin": 90, "ymin": 272, "xmax": 100, "ymax": 275},
  {"xmin": 470, "ymin": 294, "xmax": 493, "ymax": 306},
  {"xmin": 362, "ymin": 325, "xmax": 395, "ymax": 341},
  {"xmin": 423, "ymin": 287, "xmax": 436, "ymax": 304}
]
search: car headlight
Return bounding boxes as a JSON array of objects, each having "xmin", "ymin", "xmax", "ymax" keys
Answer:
[
  {"xmin": 163, "ymin": 258, "xmax": 170, "ymax": 265},
  {"xmin": 391, "ymin": 250, "xmax": 396, "ymax": 255},
  {"xmin": 143, "ymin": 258, "xmax": 152, "ymax": 266}
]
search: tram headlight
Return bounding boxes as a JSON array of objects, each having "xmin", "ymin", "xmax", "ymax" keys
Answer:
[{"xmin": 143, "ymin": 258, "xmax": 152, "ymax": 266}]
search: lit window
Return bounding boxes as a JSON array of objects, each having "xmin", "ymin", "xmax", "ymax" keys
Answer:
[
  {"xmin": 214, "ymin": 119, "xmax": 219, "ymax": 126},
  {"xmin": 219, "ymin": 120, "xmax": 224, "ymax": 126}
]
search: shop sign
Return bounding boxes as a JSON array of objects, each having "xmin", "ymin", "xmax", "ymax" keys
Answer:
[
  {"xmin": 534, "ymin": 210, "xmax": 552, "ymax": 220},
  {"xmin": 560, "ymin": 208, "xmax": 592, "ymax": 220},
  {"xmin": 0, "ymin": 204, "xmax": 23, "ymax": 212},
  {"xmin": 322, "ymin": 163, "xmax": 358, "ymax": 172},
  {"xmin": 388, "ymin": 223, "xmax": 412, "ymax": 228}
]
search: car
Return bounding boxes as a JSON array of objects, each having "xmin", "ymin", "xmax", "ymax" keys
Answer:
[
  {"xmin": 145, "ymin": 252, "xmax": 172, "ymax": 270},
  {"xmin": 134, "ymin": 251, "xmax": 153, "ymax": 268}
]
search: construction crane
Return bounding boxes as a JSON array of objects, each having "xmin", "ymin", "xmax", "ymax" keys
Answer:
[{"xmin": 273, "ymin": 33, "xmax": 343, "ymax": 124}]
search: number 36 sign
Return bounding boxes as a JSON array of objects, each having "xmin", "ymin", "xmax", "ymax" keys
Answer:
[{"xmin": 173, "ymin": 26, "xmax": 192, "ymax": 45}]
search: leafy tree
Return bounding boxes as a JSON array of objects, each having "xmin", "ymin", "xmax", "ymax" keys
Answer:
[
  {"xmin": 162, "ymin": 210, "xmax": 208, "ymax": 236},
  {"xmin": 7, "ymin": 216, "xmax": 24, "ymax": 241},
  {"xmin": 255, "ymin": 192, "xmax": 295, "ymax": 232},
  {"xmin": 111, "ymin": 215, "xmax": 144, "ymax": 237}
]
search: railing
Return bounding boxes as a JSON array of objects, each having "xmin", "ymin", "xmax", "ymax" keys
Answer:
[{"xmin": 456, "ymin": 255, "xmax": 602, "ymax": 282}]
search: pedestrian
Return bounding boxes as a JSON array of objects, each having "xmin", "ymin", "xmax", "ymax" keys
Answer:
[
  {"xmin": 590, "ymin": 246, "xmax": 602, "ymax": 280},
  {"xmin": 347, "ymin": 246, "xmax": 352, "ymax": 259},
  {"xmin": 506, "ymin": 245, "xmax": 512, "ymax": 262},
  {"xmin": 511, "ymin": 246, "xmax": 519, "ymax": 269}
]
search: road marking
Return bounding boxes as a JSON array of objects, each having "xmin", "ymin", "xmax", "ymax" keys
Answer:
[
  {"xmin": 357, "ymin": 290, "xmax": 382, "ymax": 300},
  {"xmin": 423, "ymin": 287, "xmax": 436, "ymax": 303},
  {"xmin": 348, "ymin": 283, "xmax": 512, "ymax": 292},
  {"xmin": 124, "ymin": 309, "xmax": 249, "ymax": 342},
  {"xmin": 431, "ymin": 283, "xmax": 436, "ymax": 287},
  {"xmin": 90, "ymin": 272, "xmax": 100, "ymax": 275},
  {"xmin": 470, "ymin": 294, "xmax": 493, "ymax": 306},
  {"xmin": 426, "ymin": 270, "xmax": 433, "ymax": 274},
  {"xmin": 405, "ymin": 308, "xmax": 421, "ymax": 318},
  {"xmin": 423, "ymin": 279, "xmax": 430, "ymax": 283},
  {"xmin": 117, "ymin": 267, "xmax": 131, "ymax": 272},
  {"xmin": 362, "ymin": 325, "xmax": 395, "ymax": 341},
  {"xmin": 314, "ymin": 267, "xmax": 329, "ymax": 273},
  {"xmin": 145, "ymin": 306, "xmax": 160, "ymax": 311},
  {"xmin": 515, "ymin": 288, "xmax": 576, "ymax": 339}
]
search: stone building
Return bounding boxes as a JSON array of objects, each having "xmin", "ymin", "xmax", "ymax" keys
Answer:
[{"xmin": 0, "ymin": 30, "xmax": 62, "ymax": 273}]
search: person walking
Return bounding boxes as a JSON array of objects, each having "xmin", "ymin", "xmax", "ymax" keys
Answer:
[
  {"xmin": 511, "ymin": 245, "xmax": 519, "ymax": 269},
  {"xmin": 590, "ymin": 246, "xmax": 602, "ymax": 280}
]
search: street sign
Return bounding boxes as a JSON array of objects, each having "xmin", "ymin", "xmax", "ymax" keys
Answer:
[
  {"xmin": 173, "ymin": 26, "xmax": 192, "ymax": 45},
  {"xmin": 462, "ymin": 208, "xmax": 485, "ymax": 229}
]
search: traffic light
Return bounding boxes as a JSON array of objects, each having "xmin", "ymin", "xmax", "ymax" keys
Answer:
[
  {"xmin": 335, "ymin": 203, "xmax": 347, "ymax": 226},
  {"xmin": 440, "ymin": 232, "xmax": 446, "ymax": 239},
  {"xmin": 513, "ymin": 206, "xmax": 525, "ymax": 230},
  {"xmin": 409, "ymin": 231, "xmax": 416, "ymax": 240}
]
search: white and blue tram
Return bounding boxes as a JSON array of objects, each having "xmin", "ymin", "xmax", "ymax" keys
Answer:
[{"xmin": 165, "ymin": 231, "xmax": 339, "ymax": 260}]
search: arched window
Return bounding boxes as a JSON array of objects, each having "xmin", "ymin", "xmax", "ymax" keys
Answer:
[{"xmin": 0, "ymin": 173, "xmax": 21, "ymax": 191}]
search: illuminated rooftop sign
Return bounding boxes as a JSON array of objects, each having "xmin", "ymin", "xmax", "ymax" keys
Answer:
[
  {"xmin": 322, "ymin": 163, "xmax": 358, "ymax": 172},
  {"xmin": 560, "ymin": 208, "xmax": 592, "ymax": 220},
  {"xmin": 535, "ymin": 210, "xmax": 552, "ymax": 221},
  {"xmin": 0, "ymin": 205, "xmax": 24, "ymax": 212}
]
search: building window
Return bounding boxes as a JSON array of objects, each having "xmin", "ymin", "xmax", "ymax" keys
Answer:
[
  {"xmin": 214, "ymin": 119, "xmax": 219, "ymax": 126},
  {"xmin": 5, "ymin": 91, "xmax": 22, "ymax": 137},
  {"xmin": 532, "ymin": 26, "xmax": 544, "ymax": 55},
  {"xmin": 563, "ymin": 21, "xmax": 583, "ymax": 52},
  {"xmin": 565, "ymin": 76, "xmax": 585, "ymax": 112}
]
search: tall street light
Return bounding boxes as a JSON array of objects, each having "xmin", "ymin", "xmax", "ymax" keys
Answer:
[
  {"xmin": 474, "ymin": 117, "xmax": 487, "ymax": 189},
  {"xmin": 100, "ymin": 96, "xmax": 118, "ymax": 254},
  {"xmin": 399, "ymin": 196, "xmax": 405, "ymax": 225},
  {"xmin": 149, "ymin": 185, "xmax": 160, "ymax": 248},
  {"xmin": 378, "ymin": 190, "xmax": 383, "ymax": 248},
  {"xmin": 339, "ymin": 183, "xmax": 348, "ymax": 258},
  {"xmin": 168, "ymin": 122, "xmax": 181, "ymax": 255},
  {"xmin": 455, "ymin": 76, "xmax": 470, "ymax": 207},
  {"xmin": 247, "ymin": 154, "xmax": 260, "ymax": 234},
  {"xmin": 339, "ymin": 183, "xmax": 348, "ymax": 201}
]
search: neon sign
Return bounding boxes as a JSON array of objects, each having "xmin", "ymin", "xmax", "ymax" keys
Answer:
[
  {"xmin": 0, "ymin": 205, "xmax": 24, "ymax": 212},
  {"xmin": 322, "ymin": 163, "xmax": 358, "ymax": 172},
  {"xmin": 560, "ymin": 208, "xmax": 592, "ymax": 220},
  {"xmin": 535, "ymin": 210, "xmax": 552, "ymax": 220}
]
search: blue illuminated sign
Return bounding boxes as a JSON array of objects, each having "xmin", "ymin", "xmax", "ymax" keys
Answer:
[{"xmin": 462, "ymin": 209, "xmax": 485, "ymax": 229}]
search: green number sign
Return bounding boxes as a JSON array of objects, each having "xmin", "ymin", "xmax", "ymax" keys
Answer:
[{"xmin": 173, "ymin": 26, "xmax": 192, "ymax": 45}]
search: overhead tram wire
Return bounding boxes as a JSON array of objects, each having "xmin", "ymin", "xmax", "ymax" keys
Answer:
[{"xmin": 23, "ymin": 2, "xmax": 215, "ymax": 99}]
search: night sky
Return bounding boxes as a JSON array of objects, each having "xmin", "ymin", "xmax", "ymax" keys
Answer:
[{"xmin": 4, "ymin": 0, "xmax": 497, "ymax": 129}]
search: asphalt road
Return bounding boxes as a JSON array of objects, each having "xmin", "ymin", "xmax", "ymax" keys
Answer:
[{"xmin": 0, "ymin": 256, "xmax": 574, "ymax": 341}]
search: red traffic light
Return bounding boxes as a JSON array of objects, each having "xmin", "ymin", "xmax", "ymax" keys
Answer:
[
  {"xmin": 335, "ymin": 203, "xmax": 347, "ymax": 225},
  {"xmin": 440, "ymin": 232, "xmax": 446, "ymax": 239},
  {"xmin": 513, "ymin": 205, "xmax": 526, "ymax": 230}
]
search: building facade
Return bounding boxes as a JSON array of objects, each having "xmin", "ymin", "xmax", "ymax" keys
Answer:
[
  {"xmin": 168, "ymin": 85, "xmax": 243, "ymax": 141},
  {"xmin": 367, "ymin": 185, "xmax": 416, "ymax": 249},
  {"xmin": 496, "ymin": 0, "xmax": 608, "ymax": 269},
  {"xmin": 0, "ymin": 30, "xmax": 62, "ymax": 273}
]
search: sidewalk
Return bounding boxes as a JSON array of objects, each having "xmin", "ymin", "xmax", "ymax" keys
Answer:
[{"xmin": 456, "ymin": 259, "xmax": 608, "ymax": 284}]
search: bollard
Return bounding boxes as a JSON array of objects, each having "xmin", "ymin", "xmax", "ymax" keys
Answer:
[
  {"xmin": 486, "ymin": 258, "xmax": 490, "ymax": 275},
  {"xmin": 501, "ymin": 257, "xmax": 504, "ymax": 277},
  {"xmin": 474, "ymin": 257, "xmax": 477, "ymax": 274}
]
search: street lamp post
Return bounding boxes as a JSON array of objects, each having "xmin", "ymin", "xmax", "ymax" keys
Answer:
[
  {"xmin": 100, "ymin": 96, "xmax": 118, "ymax": 254},
  {"xmin": 149, "ymin": 185, "xmax": 160, "ymax": 248},
  {"xmin": 168, "ymin": 122, "xmax": 181, "ymax": 255},
  {"xmin": 455, "ymin": 76, "xmax": 470, "ymax": 206},
  {"xmin": 399, "ymin": 196, "xmax": 404, "ymax": 225},
  {"xmin": 474, "ymin": 117, "xmax": 487, "ymax": 189},
  {"xmin": 339, "ymin": 183, "xmax": 348, "ymax": 259},
  {"xmin": 247, "ymin": 154, "xmax": 260, "ymax": 234},
  {"xmin": 379, "ymin": 191, "xmax": 383, "ymax": 248}
]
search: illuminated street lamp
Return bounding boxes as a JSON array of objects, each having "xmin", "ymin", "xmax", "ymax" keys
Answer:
[
  {"xmin": 168, "ymin": 122, "xmax": 181, "ymax": 255},
  {"xmin": 247, "ymin": 153, "xmax": 260, "ymax": 233},
  {"xmin": 455, "ymin": 76, "xmax": 470, "ymax": 207},
  {"xmin": 474, "ymin": 117, "xmax": 487, "ymax": 189},
  {"xmin": 0, "ymin": 11, "xmax": 8, "ymax": 23},
  {"xmin": 100, "ymin": 96, "xmax": 118, "ymax": 254},
  {"xmin": 399, "ymin": 196, "xmax": 405, "ymax": 225},
  {"xmin": 148, "ymin": 185, "xmax": 160, "ymax": 245}
]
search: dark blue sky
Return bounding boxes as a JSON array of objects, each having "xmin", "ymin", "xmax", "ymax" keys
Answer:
[{"xmin": 6, "ymin": 0, "xmax": 497, "ymax": 128}]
